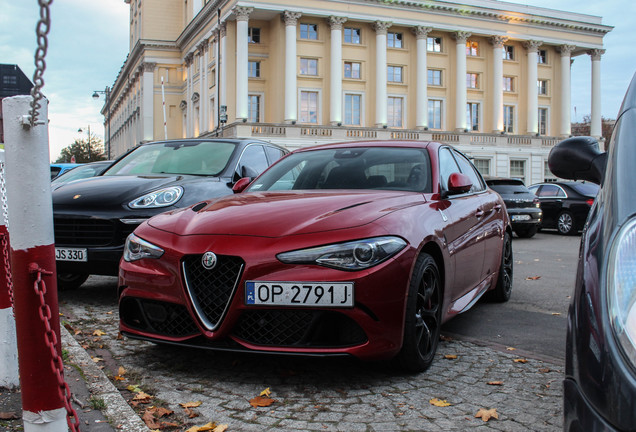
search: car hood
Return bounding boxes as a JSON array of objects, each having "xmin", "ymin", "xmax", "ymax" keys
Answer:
[
  {"xmin": 52, "ymin": 174, "xmax": 223, "ymax": 208},
  {"xmin": 147, "ymin": 191, "xmax": 425, "ymax": 237}
]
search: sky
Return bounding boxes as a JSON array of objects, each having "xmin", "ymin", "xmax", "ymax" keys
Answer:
[{"xmin": 1, "ymin": 0, "xmax": 635, "ymax": 162}]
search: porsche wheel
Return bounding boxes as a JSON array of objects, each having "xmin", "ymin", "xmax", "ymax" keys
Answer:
[
  {"xmin": 57, "ymin": 273, "xmax": 89, "ymax": 290},
  {"xmin": 396, "ymin": 253, "xmax": 442, "ymax": 373}
]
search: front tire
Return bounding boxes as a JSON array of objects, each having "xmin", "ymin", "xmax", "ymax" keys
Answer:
[
  {"xmin": 557, "ymin": 211, "xmax": 575, "ymax": 235},
  {"xmin": 486, "ymin": 232, "xmax": 513, "ymax": 302},
  {"xmin": 57, "ymin": 273, "xmax": 89, "ymax": 290},
  {"xmin": 396, "ymin": 253, "xmax": 442, "ymax": 373}
]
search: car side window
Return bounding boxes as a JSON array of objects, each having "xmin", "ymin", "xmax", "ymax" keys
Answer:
[
  {"xmin": 237, "ymin": 145, "xmax": 269, "ymax": 177},
  {"xmin": 452, "ymin": 150, "xmax": 485, "ymax": 192},
  {"xmin": 538, "ymin": 184, "xmax": 566, "ymax": 198},
  {"xmin": 264, "ymin": 146, "xmax": 285, "ymax": 165},
  {"xmin": 439, "ymin": 148, "xmax": 461, "ymax": 191}
]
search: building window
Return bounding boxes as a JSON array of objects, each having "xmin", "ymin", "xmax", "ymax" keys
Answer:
[
  {"xmin": 538, "ymin": 49, "xmax": 547, "ymax": 64},
  {"xmin": 503, "ymin": 76, "xmax": 514, "ymax": 92},
  {"xmin": 428, "ymin": 99, "xmax": 442, "ymax": 129},
  {"xmin": 538, "ymin": 79, "xmax": 548, "ymax": 95},
  {"xmin": 300, "ymin": 23, "xmax": 318, "ymax": 40},
  {"xmin": 466, "ymin": 40, "xmax": 479, "ymax": 56},
  {"xmin": 388, "ymin": 66, "xmax": 403, "ymax": 83},
  {"xmin": 427, "ymin": 36, "xmax": 442, "ymax": 52},
  {"xmin": 248, "ymin": 27, "xmax": 260, "ymax": 44},
  {"xmin": 344, "ymin": 61, "xmax": 361, "ymax": 79},
  {"xmin": 473, "ymin": 158, "xmax": 490, "ymax": 176},
  {"xmin": 2, "ymin": 75, "xmax": 17, "ymax": 86},
  {"xmin": 300, "ymin": 91, "xmax": 318, "ymax": 123},
  {"xmin": 387, "ymin": 96, "xmax": 403, "ymax": 127},
  {"xmin": 300, "ymin": 58, "xmax": 318, "ymax": 76},
  {"xmin": 344, "ymin": 94, "xmax": 361, "ymax": 126},
  {"xmin": 387, "ymin": 32, "xmax": 403, "ymax": 48},
  {"xmin": 503, "ymin": 45, "xmax": 514, "ymax": 60},
  {"xmin": 544, "ymin": 160, "xmax": 557, "ymax": 181},
  {"xmin": 538, "ymin": 107, "xmax": 548, "ymax": 135},
  {"xmin": 510, "ymin": 160, "xmax": 526, "ymax": 182},
  {"xmin": 466, "ymin": 73, "xmax": 479, "ymax": 89},
  {"xmin": 428, "ymin": 69, "xmax": 442, "ymax": 86},
  {"xmin": 467, "ymin": 102, "xmax": 480, "ymax": 131},
  {"xmin": 504, "ymin": 105, "xmax": 514, "ymax": 133},
  {"xmin": 344, "ymin": 27, "xmax": 361, "ymax": 44},
  {"xmin": 248, "ymin": 61, "xmax": 260, "ymax": 78},
  {"xmin": 248, "ymin": 95, "xmax": 261, "ymax": 122}
]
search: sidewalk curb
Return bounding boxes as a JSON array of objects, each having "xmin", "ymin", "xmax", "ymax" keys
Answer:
[{"xmin": 61, "ymin": 325, "xmax": 149, "ymax": 431}]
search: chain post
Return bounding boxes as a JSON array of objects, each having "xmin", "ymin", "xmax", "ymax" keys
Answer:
[
  {"xmin": 0, "ymin": 159, "xmax": 14, "ymax": 308},
  {"xmin": 29, "ymin": 0, "xmax": 53, "ymax": 127}
]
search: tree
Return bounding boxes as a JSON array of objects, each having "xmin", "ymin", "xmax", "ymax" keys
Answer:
[
  {"xmin": 55, "ymin": 134, "xmax": 106, "ymax": 163},
  {"xmin": 571, "ymin": 115, "xmax": 616, "ymax": 150}
]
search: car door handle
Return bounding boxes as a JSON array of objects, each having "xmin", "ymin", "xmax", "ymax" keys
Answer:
[
  {"xmin": 494, "ymin": 204, "xmax": 502, "ymax": 212},
  {"xmin": 475, "ymin": 209, "xmax": 485, "ymax": 218}
]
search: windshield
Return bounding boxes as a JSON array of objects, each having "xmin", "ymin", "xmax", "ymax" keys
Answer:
[
  {"xmin": 248, "ymin": 147, "xmax": 432, "ymax": 193},
  {"xmin": 487, "ymin": 181, "xmax": 531, "ymax": 194},
  {"xmin": 103, "ymin": 141, "xmax": 237, "ymax": 177},
  {"xmin": 570, "ymin": 182, "xmax": 600, "ymax": 197}
]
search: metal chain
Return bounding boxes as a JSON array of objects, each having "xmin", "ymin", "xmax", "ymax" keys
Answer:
[
  {"xmin": 29, "ymin": 0, "xmax": 54, "ymax": 127},
  {"xmin": 29, "ymin": 264, "xmax": 81, "ymax": 432},
  {"xmin": 0, "ymin": 161, "xmax": 13, "ymax": 308}
]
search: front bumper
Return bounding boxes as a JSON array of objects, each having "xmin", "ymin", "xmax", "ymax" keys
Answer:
[{"xmin": 563, "ymin": 378, "xmax": 617, "ymax": 432}]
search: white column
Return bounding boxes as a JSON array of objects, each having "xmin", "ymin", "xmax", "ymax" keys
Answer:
[
  {"xmin": 453, "ymin": 31, "xmax": 471, "ymax": 131},
  {"xmin": 490, "ymin": 36, "xmax": 507, "ymax": 133},
  {"xmin": 525, "ymin": 40, "xmax": 542, "ymax": 135},
  {"xmin": 200, "ymin": 41, "xmax": 209, "ymax": 132},
  {"xmin": 283, "ymin": 11, "xmax": 301, "ymax": 124},
  {"xmin": 589, "ymin": 49, "xmax": 605, "ymax": 139},
  {"xmin": 413, "ymin": 26, "xmax": 432, "ymax": 129},
  {"xmin": 235, "ymin": 7, "xmax": 252, "ymax": 121},
  {"xmin": 142, "ymin": 62, "xmax": 156, "ymax": 141},
  {"xmin": 374, "ymin": 21, "xmax": 392, "ymax": 127},
  {"xmin": 219, "ymin": 24, "xmax": 227, "ymax": 114},
  {"xmin": 558, "ymin": 45, "xmax": 576, "ymax": 137},
  {"xmin": 185, "ymin": 54, "xmax": 193, "ymax": 137},
  {"xmin": 328, "ymin": 16, "xmax": 347, "ymax": 125}
]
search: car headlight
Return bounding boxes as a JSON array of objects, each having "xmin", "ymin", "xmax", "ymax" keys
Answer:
[
  {"xmin": 277, "ymin": 236, "xmax": 407, "ymax": 271},
  {"xmin": 608, "ymin": 217, "xmax": 636, "ymax": 366},
  {"xmin": 129, "ymin": 186, "xmax": 183, "ymax": 209},
  {"xmin": 123, "ymin": 233, "xmax": 164, "ymax": 262}
]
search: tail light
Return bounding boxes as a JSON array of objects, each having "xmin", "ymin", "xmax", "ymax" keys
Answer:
[{"xmin": 586, "ymin": 198, "xmax": 595, "ymax": 207}]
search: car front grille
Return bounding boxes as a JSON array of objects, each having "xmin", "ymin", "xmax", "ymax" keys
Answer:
[
  {"xmin": 233, "ymin": 310, "xmax": 368, "ymax": 348},
  {"xmin": 54, "ymin": 217, "xmax": 137, "ymax": 247},
  {"xmin": 119, "ymin": 298, "xmax": 199, "ymax": 337},
  {"xmin": 182, "ymin": 254, "xmax": 244, "ymax": 331}
]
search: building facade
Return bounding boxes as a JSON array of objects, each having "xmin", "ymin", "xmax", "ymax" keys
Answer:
[
  {"xmin": 104, "ymin": 0, "xmax": 611, "ymax": 184},
  {"xmin": 0, "ymin": 64, "xmax": 34, "ymax": 145}
]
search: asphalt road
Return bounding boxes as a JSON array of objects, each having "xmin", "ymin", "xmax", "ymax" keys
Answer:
[{"xmin": 442, "ymin": 230, "xmax": 580, "ymax": 363}]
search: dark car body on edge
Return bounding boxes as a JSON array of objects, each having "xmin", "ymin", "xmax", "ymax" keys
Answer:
[
  {"xmin": 118, "ymin": 140, "xmax": 513, "ymax": 372},
  {"xmin": 485, "ymin": 177, "xmax": 542, "ymax": 238},
  {"xmin": 53, "ymin": 138, "xmax": 287, "ymax": 289},
  {"xmin": 528, "ymin": 181, "xmax": 598, "ymax": 235},
  {"xmin": 550, "ymin": 72, "xmax": 636, "ymax": 431}
]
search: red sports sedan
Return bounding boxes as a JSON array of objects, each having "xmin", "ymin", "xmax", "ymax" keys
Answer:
[{"xmin": 118, "ymin": 141, "xmax": 512, "ymax": 372}]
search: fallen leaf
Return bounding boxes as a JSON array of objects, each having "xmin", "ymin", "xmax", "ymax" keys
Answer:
[
  {"xmin": 506, "ymin": 347, "xmax": 516, "ymax": 351},
  {"xmin": 526, "ymin": 276, "xmax": 541, "ymax": 280},
  {"xmin": 185, "ymin": 407, "xmax": 200, "ymax": 418},
  {"xmin": 539, "ymin": 368, "xmax": 551, "ymax": 373},
  {"xmin": 127, "ymin": 384, "xmax": 141, "ymax": 393},
  {"xmin": 514, "ymin": 358, "xmax": 528, "ymax": 363},
  {"xmin": 475, "ymin": 408, "xmax": 499, "ymax": 422},
  {"xmin": 185, "ymin": 422, "xmax": 218, "ymax": 432},
  {"xmin": 0, "ymin": 411, "xmax": 18, "ymax": 420},
  {"xmin": 133, "ymin": 391, "xmax": 153, "ymax": 402},
  {"xmin": 180, "ymin": 401, "xmax": 203, "ymax": 408},
  {"xmin": 439, "ymin": 335, "xmax": 453, "ymax": 341},
  {"xmin": 106, "ymin": 311, "xmax": 114, "ymax": 315},
  {"xmin": 260, "ymin": 387, "xmax": 272, "ymax": 397},
  {"xmin": 92, "ymin": 357, "xmax": 103, "ymax": 363},
  {"xmin": 429, "ymin": 398, "xmax": 451, "ymax": 407},
  {"xmin": 552, "ymin": 312, "xmax": 561, "ymax": 316},
  {"xmin": 487, "ymin": 381, "xmax": 503, "ymax": 386},
  {"xmin": 118, "ymin": 366, "xmax": 127, "ymax": 376},
  {"xmin": 113, "ymin": 375, "xmax": 125, "ymax": 381},
  {"xmin": 116, "ymin": 332, "xmax": 124, "ymax": 340},
  {"xmin": 141, "ymin": 411, "xmax": 161, "ymax": 429},
  {"xmin": 93, "ymin": 330, "xmax": 106, "ymax": 336},
  {"xmin": 443, "ymin": 354, "xmax": 458, "ymax": 360},
  {"xmin": 213, "ymin": 425, "xmax": 228, "ymax": 432},
  {"xmin": 249, "ymin": 396, "xmax": 276, "ymax": 407}
]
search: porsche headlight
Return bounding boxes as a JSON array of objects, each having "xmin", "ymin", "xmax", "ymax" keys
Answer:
[
  {"xmin": 277, "ymin": 236, "xmax": 407, "ymax": 271},
  {"xmin": 129, "ymin": 186, "xmax": 183, "ymax": 209},
  {"xmin": 608, "ymin": 217, "xmax": 636, "ymax": 366},
  {"xmin": 123, "ymin": 233, "xmax": 164, "ymax": 262}
]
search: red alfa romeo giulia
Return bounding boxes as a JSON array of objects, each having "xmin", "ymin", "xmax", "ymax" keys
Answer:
[{"xmin": 118, "ymin": 140, "xmax": 512, "ymax": 372}]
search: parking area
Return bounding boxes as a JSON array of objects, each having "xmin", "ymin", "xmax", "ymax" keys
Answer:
[{"xmin": 53, "ymin": 231, "xmax": 576, "ymax": 431}]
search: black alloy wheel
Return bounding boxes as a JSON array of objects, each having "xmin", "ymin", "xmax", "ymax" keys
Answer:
[
  {"xmin": 557, "ymin": 211, "xmax": 575, "ymax": 235},
  {"xmin": 57, "ymin": 273, "xmax": 89, "ymax": 290},
  {"xmin": 486, "ymin": 232, "xmax": 513, "ymax": 302},
  {"xmin": 396, "ymin": 253, "xmax": 442, "ymax": 373}
]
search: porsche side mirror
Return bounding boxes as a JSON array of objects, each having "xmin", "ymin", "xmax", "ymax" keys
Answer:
[
  {"xmin": 447, "ymin": 172, "xmax": 472, "ymax": 195},
  {"xmin": 232, "ymin": 177, "xmax": 251, "ymax": 193},
  {"xmin": 548, "ymin": 136, "xmax": 607, "ymax": 185}
]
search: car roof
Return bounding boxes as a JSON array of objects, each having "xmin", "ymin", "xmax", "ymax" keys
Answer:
[
  {"xmin": 290, "ymin": 140, "xmax": 437, "ymax": 153},
  {"xmin": 483, "ymin": 176, "xmax": 526, "ymax": 185},
  {"xmin": 138, "ymin": 138, "xmax": 287, "ymax": 150}
]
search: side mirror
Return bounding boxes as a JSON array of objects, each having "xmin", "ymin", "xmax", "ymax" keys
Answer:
[
  {"xmin": 447, "ymin": 172, "xmax": 472, "ymax": 195},
  {"xmin": 548, "ymin": 136, "xmax": 607, "ymax": 185},
  {"xmin": 232, "ymin": 177, "xmax": 252, "ymax": 193}
]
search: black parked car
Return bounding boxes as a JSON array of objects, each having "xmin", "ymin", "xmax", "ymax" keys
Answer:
[
  {"xmin": 550, "ymin": 72, "xmax": 636, "ymax": 431},
  {"xmin": 528, "ymin": 181, "xmax": 598, "ymax": 235},
  {"xmin": 485, "ymin": 177, "xmax": 542, "ymax": 238},
  {"xmin": 53, "ymin": 138, "xmax": 288, "ymax": 289}
]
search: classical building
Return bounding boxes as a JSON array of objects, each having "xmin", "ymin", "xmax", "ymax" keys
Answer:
[{"xmin": 103, "ymin": 0, "xmax": 611, "ymax": 184}]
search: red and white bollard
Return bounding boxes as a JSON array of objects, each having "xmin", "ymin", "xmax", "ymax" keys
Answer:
[
  {"xmin": 0, "ymin": 148, "xmax": 19, "ymax": 389},
  {"xmin": 3, "ymin": 95, "xmax": 79, "ymax": 431}
]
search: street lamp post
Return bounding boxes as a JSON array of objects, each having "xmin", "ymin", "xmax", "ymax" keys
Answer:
[
  {"xmin": 77, "ymin": 125, "xmax": 91, "ymax": 161},
  {"xmin": 92, "ymin": 86, "xmax": 111, "ymax": 159}
]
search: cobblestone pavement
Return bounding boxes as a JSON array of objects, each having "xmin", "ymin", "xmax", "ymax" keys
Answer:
[{"xmin": 58, "ymin": 281, "xmax": 563, "ymax": 432}]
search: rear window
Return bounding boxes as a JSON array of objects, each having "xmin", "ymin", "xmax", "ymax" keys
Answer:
[
  {"xmin": 569, "ymin": 182, "xmax": 599, "ymax": 197},
  {"xmin": 487, "ymin": 180, "xmax": 530, "ymax": 194}
]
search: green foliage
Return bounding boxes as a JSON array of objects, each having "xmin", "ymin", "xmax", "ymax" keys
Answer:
[{"xmin": 55, "ymin": 135, "xmax": 107, "ymax": 163}]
